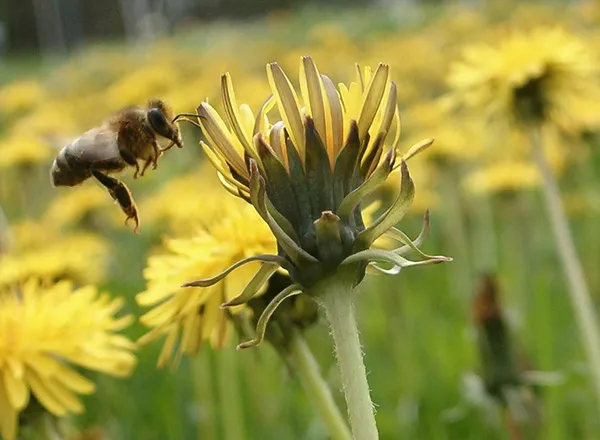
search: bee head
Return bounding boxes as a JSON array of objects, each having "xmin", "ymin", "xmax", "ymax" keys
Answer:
[{"xmin": 147, "ymin": 99, "xmax": 183, "ymax": 148}]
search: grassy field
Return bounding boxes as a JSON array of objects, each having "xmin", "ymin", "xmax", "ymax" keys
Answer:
[{"xmin": 2, "ymin": 1, "xmax": 600, "ymax": 439}]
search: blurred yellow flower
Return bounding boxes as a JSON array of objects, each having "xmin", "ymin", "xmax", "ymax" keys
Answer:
[
  {"xmin": 44, "ymin": 186, "xmax": 112, "ymax": 227},
  {"xmin": 136, "ymin": 196, "xmax": 276, "ymax": 366},
  {"xmin": 0, "ymin": 80, "xmax": 46, "ymax": 116},
  {"xmin": 139, "ymin": 171, "xmax": 211, "ymax": 232},
  {"xmin": 106, "ymin": 64, "xmax": 179, "ymax": 109},
  {"xmin": 0, "ymin": 279, "xmax": 136, "ymax": 440},
  {"xmin": 447, "ymin": 27, "xmax": 600, "ymax": 132},
  {"xmin": 463, "ymin": 161, "xmax": 540, "ymax": 195},
  {"xmin": 0, "ymin": 232, "xmax": 109, "ymax": 288},
  {"xmin": 0, "ymin": 134, "xmax": 53, "ymax": 168}
]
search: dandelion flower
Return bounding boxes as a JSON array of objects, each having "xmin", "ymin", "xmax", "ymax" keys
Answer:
[
  {"xmin": 447, "ymin": 27, "xmax": 600, "ymax": 131},
  {"xmin": 0, "ymin": 81, "xmax": 46, "ymax": 116},
  {"xmin": 0, "ymin": 232, "xmax": 109, "ymax": 288},
  {"xmin": 136, "ymin": 197, "xmax": 276, "ymax": 366},
  {"xmin": 187, "ymin": 56, "xmax": 450, "ymax": 439},
  {"xmin": 463, "ymin": 161, "xmax": 540, "ymax": 195},
  {"xmin": 189, "ymin": 56, "xmax": 449, "ymax": 341},
  {"xmin": 43, "ymin": 186, "xmax": 112, "ymax": 227},
  {"xmin": 0, "ymin": 279, "xmax": 136, "ymax": 440},
  {"xmin": 0, "ymin": 134, "xmax": 53, "ymax": 168}
]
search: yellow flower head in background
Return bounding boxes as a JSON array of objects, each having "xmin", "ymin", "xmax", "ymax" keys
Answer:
[
  {"xmin": 136, "ymin": 196, "xmax": 276, "ymax": 367},
  {"xmin": 0, "ymin": 134, "xmax": 53, "ymax": 168},
  {"xmin": 0, "ymin": 81, "xmax": 47, "ymax": 117},
  {"xmin": 188, "ymin": 56, "xmax": 449, "ymax": 349},
  {"xmin": 447, "ymin": 27, "xmax": 600, "ymax": 131},
  {"xmin": 43, "ymin": 186, "xmax": 112, "ymax": 227},
  {"xmin": 0, "ymin": 280, "xmax": 136, "ymax": 440},
  {"xmin": 0, "ymin": 230, "xmax": 109, "ymax": 289}
]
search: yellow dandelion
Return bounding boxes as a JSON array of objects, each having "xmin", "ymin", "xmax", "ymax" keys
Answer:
[
  {"xmin": 0, "ymin": 134, "xmax": 53, "ymax": 168},
  {"xmin": 0, "ymin": 232, "xmax": 109, "ymax": 288},
  {"xmin": 0, "ymin": 80, "xmax": 47, "ymax": 116},
  {"xmin": 0, "ymin": 279, "xmax": 136, "ymax": 440},
  {"xmin": 463, "ymin": 161, "xmax": 540, "ymax": 195},
  {"xmin": 187, "ymin": 56, "xmax": 450, "ymax": 440},
  {"xmin": 139, "ymin": 164, "xmax": 222, "ymax": 233},
  {"xmin": 43, "ymin": 186, "xmax": 112, "ymax": 227},
  {"xmin": 136, "ymin": 196, "xmax": 276, "ymax": 367},
  {"xmin": 447, "ymin": 27, "xmax": 600, "ymax": 132}
]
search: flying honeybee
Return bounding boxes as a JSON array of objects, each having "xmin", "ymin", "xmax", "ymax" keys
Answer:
[{"xmin": 50, "ymin": 99, "xmax": 184, "ymax": 233}]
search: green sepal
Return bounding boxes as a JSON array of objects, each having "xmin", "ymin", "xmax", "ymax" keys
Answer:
[
  {"xmin": 305, "ymin": 116, "xmax": 334, "ymax": 218},
  {"xmin": 284, "ymin": 133, "xmax": 313, "ymax": 236},
  {"xmin": 356, "ymin": 160, "xmax": 415, "ymax": 247},
  {"xmin": 256, "ymin": 134, "xmax": 301, "ymax": 234},
  {"xmin": 341, "ymin": 248, "xmax": 450, "ymax": 269},
  {"xmin": 182, "ymin": 254, "xmax": 288, "ymax": 287},
  {"xmin": 237, "ymin": 284, "xmax": 303, "ymax": 349},
  {"xmin": 332, "ymin": 121, "xmax": 361, "ymax": 211},
  {"xmin": 337, "ymin": 147, "xmax": 395, "ymax": 222},
  {"xmin": 221, "ymin": 262, "xmax": 280, "ymax": 308},
  {"xmin": 314, "ymin": 211, "xmax": 343, "ymax": 264},
  {"xmin": 249, "ymin": 160, "xmax": 319, "ymax": 266}
]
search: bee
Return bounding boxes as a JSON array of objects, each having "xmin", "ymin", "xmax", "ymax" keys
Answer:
[{"xmin": 50, "ymin": 99, "xmax": 183, "ymax": 233}]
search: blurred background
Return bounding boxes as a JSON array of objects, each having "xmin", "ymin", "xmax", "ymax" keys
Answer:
[{"xmin": 2, "ymin": 0, "xmax": 600, "ymax": 439}]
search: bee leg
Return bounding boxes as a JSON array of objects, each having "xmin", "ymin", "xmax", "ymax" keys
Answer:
[
  {"xmin": 92, "ymin": 170, "xmax": 140, "ymax": 234},
  {"xmin": 139, "ymin": 157, "xmax": 153, "ymax": 177},
  {"xmin": 152, "ymin": 140, "xmax": 161, "ymax": 170},
  {"xmin": 119, "ymin": 149, "xmax": 141, "ymax": 179}
]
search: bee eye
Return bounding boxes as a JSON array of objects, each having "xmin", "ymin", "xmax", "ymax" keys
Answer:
[{"xmin": 148, "ymin": 109, "xmax": 170, "ymax": 137}]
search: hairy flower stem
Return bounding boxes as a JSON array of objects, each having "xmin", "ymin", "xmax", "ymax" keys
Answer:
[
  {"xmin": 288, "ymin": 332, "xmax": 352, "ymax": 440},
  {"xmin": 317, "ymin": 278, "xmax": 379, "ymax": 440},
  {"xmin": 531, "ymin": 127, "xmax": 600, "ymax": 407}
]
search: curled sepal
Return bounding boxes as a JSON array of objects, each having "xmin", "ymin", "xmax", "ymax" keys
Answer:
[
  {"xmin": 337, "ymin": 147, "xmax": 396, "ymax": 221},
  {"xmin": 181, "ymin": 254, "xmax": 287, "ymax": 287},
  {"xmin": 341, "ymin": 248, "xmax": 452, "ymax": 269},
  {"xmin": 237, "ymin": 284, "xmax": 303, "ymax": 349},
  {"xmin": 386, "ymin": 210, "xmax": 430, "ymax": 255},
  {"xmin": 367, "ymin": 262, "xmax": 402, "ymax": 275},
  {"xmin": 249, "ymin": 160, "xmax": 319, "ymax": 265},
  {"xmin": 356, "ymin": 160, "xmax": 414, "ymax": 247},
  {"xmin": 221, "ymin": 262, "xmax": 280, "ymax": 308},
  {"xmin": 398, "ymin": 138, "xmax": 434, "ymax": 165}
]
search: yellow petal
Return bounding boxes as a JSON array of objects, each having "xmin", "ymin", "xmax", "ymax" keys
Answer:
[
  {"xmin": 0, "ymin": 378, "xmax": 18, "ymax": 440},
  {"xmin": 357, "ymin": 63, "xmax": 390, "ymax": 139},
  {"xmin": 197, "ymin": 103, "xmax": 248, "ymax": 179},
  {"xmin": 266, "ymin": 63, "xmax": 306, "ymax": 164},
  {"xmin": 321, "ymin": 74, "xmax": 344, "ymax": 160},
  {"xmin": 299, "ymin": 57, "xmax": 327, "ymax": 148},
  {"xmin": 2, "ymin": 369, "xmax": 28, "ymax": 410}
]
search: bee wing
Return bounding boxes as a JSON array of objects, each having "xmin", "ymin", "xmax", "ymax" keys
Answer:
[{"xmin": 63, "ymin": 126, "xmax": 124, "ymax": 171}]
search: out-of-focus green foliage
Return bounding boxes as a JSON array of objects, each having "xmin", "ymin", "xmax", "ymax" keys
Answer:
[{"xmin": 2, "ymin": 1, "xmax": 600, "ymax": 439}]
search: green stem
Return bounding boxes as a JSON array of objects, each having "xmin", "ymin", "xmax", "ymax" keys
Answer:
[
  {"xmin": 287, "ymin": 332, "xmax": 352, "ymax": 440},
  {"xmin": 317, "ymin": 278, "xmax": 379, "ymax": 440},
  {"xmin": 216, "ymin": 347, "xmax": 246, "ymax": 440},
  {"xmin": 530, "ymin": 127, "xmax": 600, "ymax": 408}
]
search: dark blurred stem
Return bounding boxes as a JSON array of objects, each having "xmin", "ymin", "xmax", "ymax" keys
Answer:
[
  {"xmin": 319, "ymin": 280, "xmax": 379, "ymax": 440},
  {"xmin": 504, "ymin": 409, "xmax": 525, "ymax": 440},
  {"xmin": 216, "ymin": 347, "xmax": 246, "ymax": 440},
  {"xmin": 530, "ymin": 127, "xmax": 600, "ymax": 407},
  {"xmin": 287, "ymin": 331, "xmax": 352, "ymax": 440}
]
